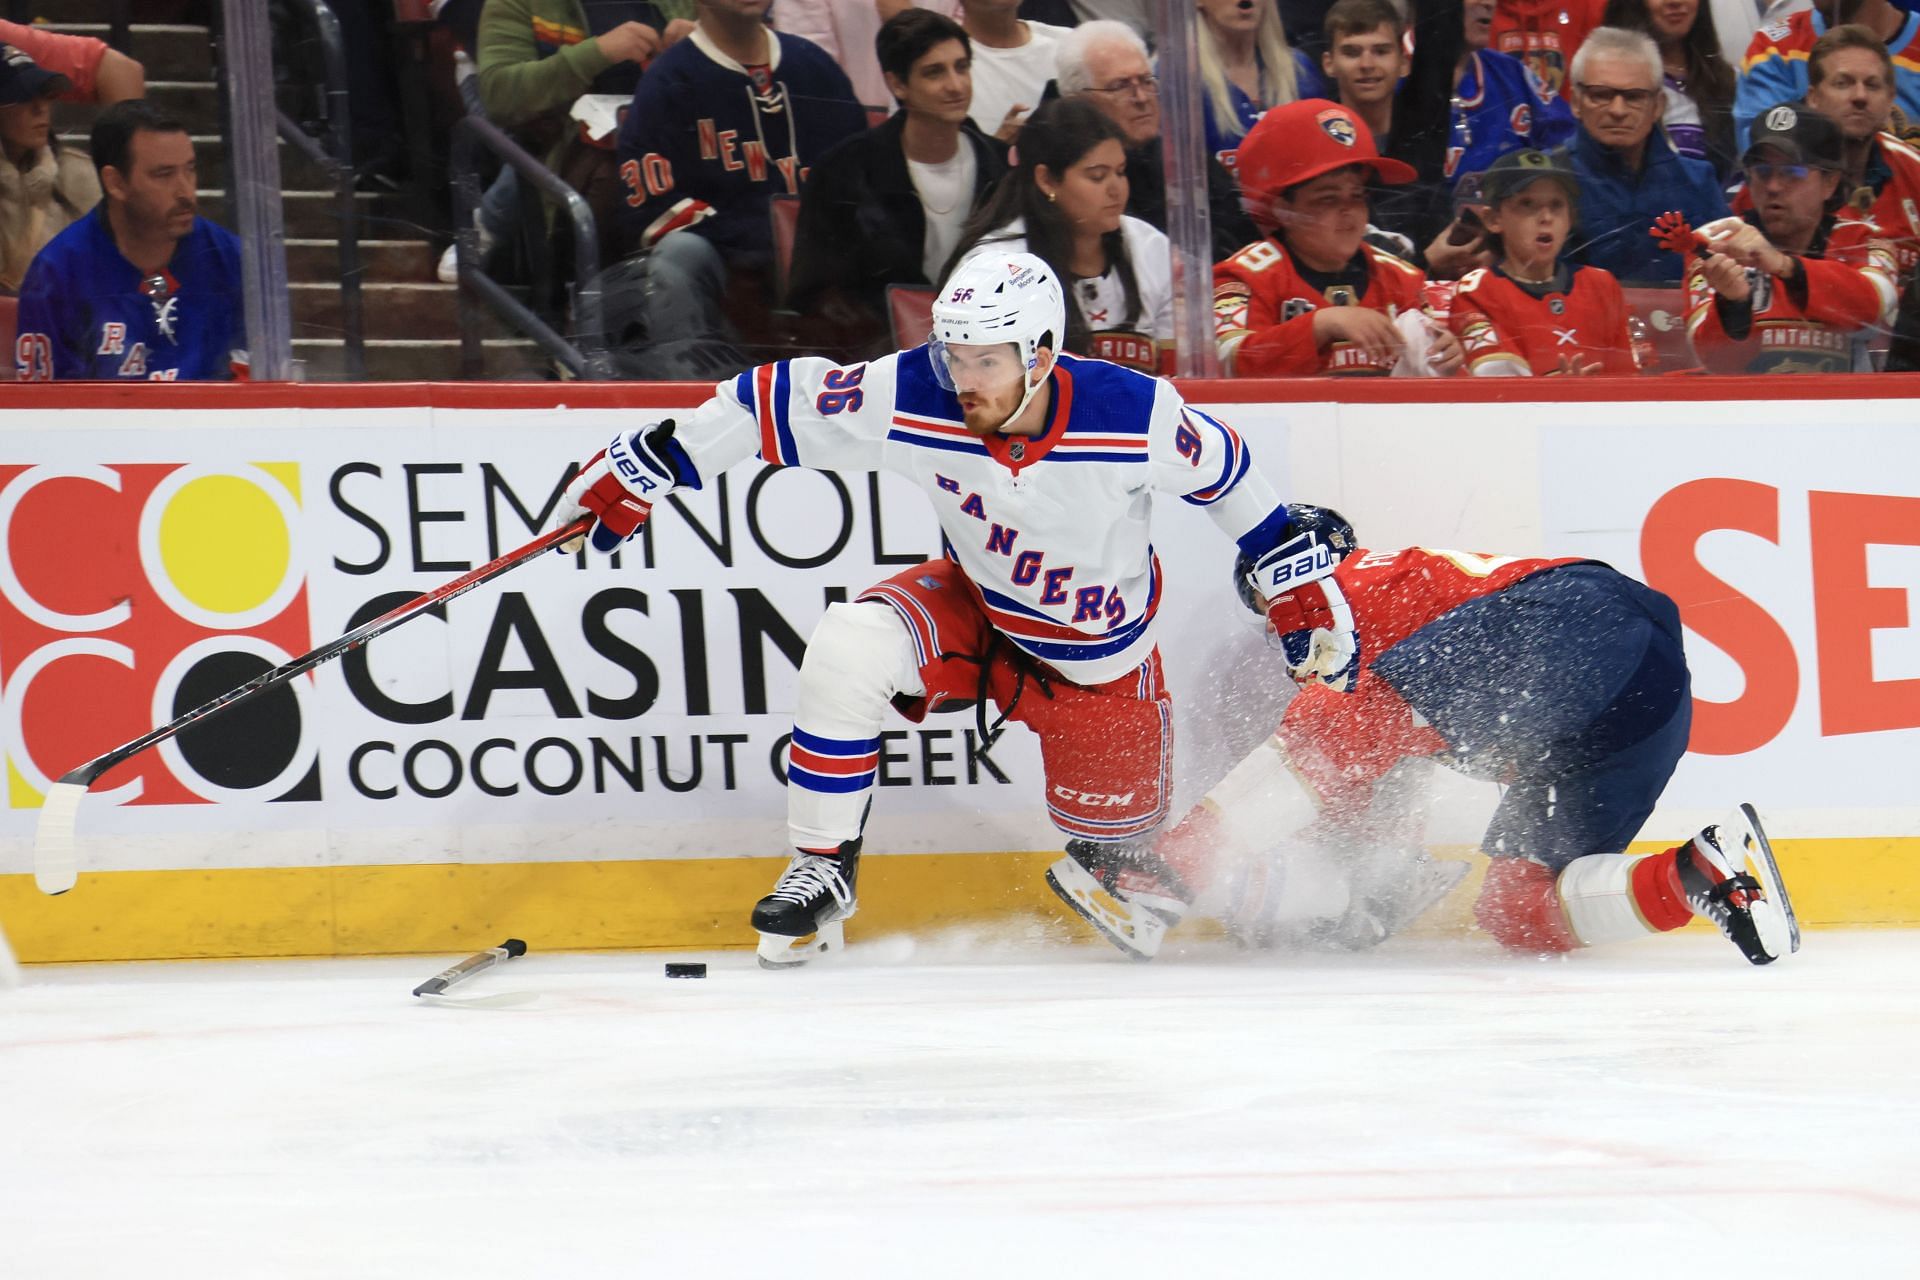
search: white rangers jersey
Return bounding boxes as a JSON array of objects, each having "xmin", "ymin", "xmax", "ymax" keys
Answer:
[{"xmin": 666, "ymin": 346, "xmax": 1286, "ymax": 685}]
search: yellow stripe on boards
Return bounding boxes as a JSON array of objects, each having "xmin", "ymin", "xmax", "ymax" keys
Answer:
[{"xmin": 0, "ymin": 837, "xmax": 1913, "ymax": 964}]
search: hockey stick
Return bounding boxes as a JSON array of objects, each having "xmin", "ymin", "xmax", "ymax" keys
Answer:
[
  {"xmin": 412, "ymin": 938, "xmax": 531, "ymax": 1007},
  {"xmin": 32, "ymin": 518, "xmax": 593, "ymax": 896}
]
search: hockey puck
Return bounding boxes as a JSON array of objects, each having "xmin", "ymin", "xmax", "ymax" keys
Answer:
[{"xmin": 664, "ymin": 962, "xmax": 708, "ymax": 979}]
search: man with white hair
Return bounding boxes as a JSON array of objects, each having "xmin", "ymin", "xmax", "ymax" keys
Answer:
[
  {"xmin": 1055, "ymin": 19, "xmax": 1257, "ymax": 260},
  {"xmin": 1557, "ymin": 25, "xmax": 1729, "ymax": 281}
]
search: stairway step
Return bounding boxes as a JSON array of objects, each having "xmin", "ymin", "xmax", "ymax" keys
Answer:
[
  {"xmin": 199, "ymin": 188, "xmax": 424, "ymax": 239},
  {"xmin": 59, "ymin": 78, "xmax": 219, "ymax": 133},
  {"xmin": 286, "ymin": 238, "xmax": 435, "ymax": 284},
  {"xmin": 37, "ymin": 23, "xmax": 213, "ymax": 80},
  {"xmin": 295, "ymin": 338, "xmax": 552, "ymax": 382},
  {"xmin": 292, "ymin": 281, "xmax": 460, "ymax": 336}
]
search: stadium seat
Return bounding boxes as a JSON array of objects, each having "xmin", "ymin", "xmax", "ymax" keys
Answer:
[
  {"xmin": 1621, "ymin": 286, "xmax": 1698, "ymax": 372},
  {"xmin": 887, "ymin": 284, "xmax": 936, "ymax": 349},
  {"xmin": 770, "ymin": 194, "xmax": 802, "ymax": 307},
  {"xmin": 0, "ymin": 295, "xmax": 17, "ymax": 381}
]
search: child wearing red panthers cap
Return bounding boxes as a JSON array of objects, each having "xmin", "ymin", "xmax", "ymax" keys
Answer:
[
  {"xmin": 1213, "ymin": 98, "xmax": 1464, "ymax": 377},
  {"xmin": 1448, "ymin": 148, "xmax": 1638, "ymax": 375}
]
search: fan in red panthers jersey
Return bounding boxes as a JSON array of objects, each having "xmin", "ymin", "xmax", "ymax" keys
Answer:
[
  {"xmin": 1688, "ymin": 100, "xmax": 1899, "ymax": 373},
  {"xmin": 1057, "ymin": 535, "xmax": 1800, "ymax": 968},
  {"xmin": 1448, "ymin": 147, "xmax": 1638, "ymax": 374},
  {"xmin": 1802, "ymin": 23, "xmax": 1920, "ymax": 280},
  {"xmin": 1213, "ymin": 98, "xmax": 1464, "ymax": 376}
]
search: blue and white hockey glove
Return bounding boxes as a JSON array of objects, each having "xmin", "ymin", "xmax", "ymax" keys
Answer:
[
  {"xmin": 556, "ymin": 419, "xmax": 694, "ymax": 554},
  {"xmin": 1237, "ymin": 505, "xmax": 1361, "ymax": 691}
]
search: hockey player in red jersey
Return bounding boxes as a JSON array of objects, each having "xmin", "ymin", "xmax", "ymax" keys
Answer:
[
  {"xmin": 1686, "ymin": 101, "xmax": 1899, "ymax": 373},
  {"xmin": 552, "ymin": 249, "xmax": 1351, "ymax": 967},
  {"xmin": 1213, "ymin": 99, "xmax": 1464, "ymax": 377},
  {"xmin": 1048, "ymin": 519, "xmax": 1800, "ymax": 967},
  {"xmin": 1448, "ymin": 149, "xmax": 1638, "ymax": 375}
]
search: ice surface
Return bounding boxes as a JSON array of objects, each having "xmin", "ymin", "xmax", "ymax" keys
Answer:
[{"xmin": 4, "ymin": 930, "xmax": 1918, "ymax": 1278}]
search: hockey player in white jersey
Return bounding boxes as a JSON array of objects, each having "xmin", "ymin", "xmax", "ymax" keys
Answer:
[{"xmin": 551, "ymin": 250, "xmax": 1350, "ymax": 966}]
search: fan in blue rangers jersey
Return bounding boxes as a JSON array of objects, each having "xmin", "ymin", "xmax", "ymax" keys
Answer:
[
  {"xmin": 551, "ymin": 249, "xmax": 1351, "ymax": 968},
  {"xmin": 15, "ymin": 100, "xmax": 243, "ymax": 381},
  {"xmin": 613, "ymin": 3, "xmax": 864, "ymax": 262}
]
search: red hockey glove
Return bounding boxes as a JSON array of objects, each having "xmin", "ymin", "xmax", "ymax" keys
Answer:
[
  {"xmin": 555, "ymin": 419, "xmax": 687, "ymax": 554},
  {"xmin": 1264, "ymin": 576, "xmax": 1360, "ymax": 692}
]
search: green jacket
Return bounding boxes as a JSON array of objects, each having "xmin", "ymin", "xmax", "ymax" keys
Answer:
[{"xmin": 475, "ymin": 0, "xmax": 614, "ymax": 130}]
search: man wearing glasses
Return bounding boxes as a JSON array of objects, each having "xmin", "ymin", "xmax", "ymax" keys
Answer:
[
  {"xmin": 1684, "ymin": 100, "xmax": 1898, "ymax": 373},
  {"xmin": 1055, "ymin": 20, "xmax": 1256, "ymax": 261},
  {"xmin": 1556, "ymin": 26, "xmax": 1728, "ymax": 282}
]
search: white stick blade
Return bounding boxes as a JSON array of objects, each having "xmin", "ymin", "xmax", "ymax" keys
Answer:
[{"xmin": 33, "ymin": 781, "xmax": 86, "ymax": 896}]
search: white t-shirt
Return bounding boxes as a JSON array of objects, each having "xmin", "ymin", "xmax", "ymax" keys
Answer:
[
  {"xmin": 959, "ymin": 214, "xmax": 1174, "ymax": 372},
  {"xmin": 907, "ymin": 145, "xmax": 979, "ymax": 282},
  {"xmin": 967, "ymin": 21, "xmax": 1072, "ymax": 138}
]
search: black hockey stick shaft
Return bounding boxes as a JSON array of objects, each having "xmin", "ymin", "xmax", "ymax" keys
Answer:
[
  {"xmin": 412, "ymin": 938, "xmax": 528, "ymax": 997},
  {"xmin": 56, "ymin": 517, "xmax": 591, "ymax": 790}
]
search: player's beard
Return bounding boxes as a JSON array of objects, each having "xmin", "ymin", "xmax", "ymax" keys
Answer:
[{"xmin": 956, "ymin": 381, "xmax": 1024, "ymax": 436}]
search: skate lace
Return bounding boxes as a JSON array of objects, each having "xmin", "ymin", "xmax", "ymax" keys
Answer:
[
  {"xmin": 1698, "ymin": 871, "xmax": 1762, "ymax": 914},
  {"xmin": 770, "ymin": 855, "xmax": 853, "ymax": 910}
]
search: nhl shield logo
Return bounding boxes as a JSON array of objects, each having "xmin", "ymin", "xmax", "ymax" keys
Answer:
[{"xmin": 1317, "ymin": 110, "xmax": 1358, "ymax": 147}]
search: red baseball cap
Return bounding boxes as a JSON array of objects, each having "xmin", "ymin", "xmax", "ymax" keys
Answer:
[{"xmin": 1234, "ymin": 98, "xmax": 1418, "ymax": 199}]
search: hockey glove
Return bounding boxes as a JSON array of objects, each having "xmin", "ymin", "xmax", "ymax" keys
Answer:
[
  {"xmin": 1264, "ymin": 575, "xmax": 1361, "ymax": 692},
  {"xmin": 1234, "ymin": 503, "xmax": 1356, "ymax": 615},
  {"xmin": 1237, "ymin": 507, "xmax": 1360, "ymax": 692},
  {"xmin": 556, "ymin": 419, "xmax": 693, "ymax": 554}
]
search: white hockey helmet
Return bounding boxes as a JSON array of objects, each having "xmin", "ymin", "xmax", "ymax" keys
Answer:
[{"xmin": 929, "ymin": 250, "xmax": 1067, "ymax": 389}]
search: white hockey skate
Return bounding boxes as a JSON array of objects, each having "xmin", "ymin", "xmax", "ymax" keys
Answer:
[
  {"xmin": 751, "ymin": 850, "xmax": 859, "ymax": 970},
  {"xmin": 1683, "ymin": 803, "xmax": 1800, "ymax": 965},
  {"xmin": 1045, "ymin": 840, "xmax": 1190, "ymax": 961}
]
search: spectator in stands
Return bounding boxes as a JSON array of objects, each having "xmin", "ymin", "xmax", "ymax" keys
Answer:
[
  {"xmin": 1449, "ymin": 148, "xmax": 1638, "ymax": 373},
  {"xmin": 609, "ymin": 0, "xmax": 864, "ymax": 375},
  {"xmin": 1056, "ymin": 20, "xmax": 1258, "ymax": 261},
  {"xmin": 15, "ymin": 101, "xmax": 244, "ymax": 381},
  {"xmin": 0, "ymin": 19, "xmax": 144, "ymax": 105},
  {"xmin": 1214, "ymin": 98, "xmax": 1465, "ymax": 376},
  {"xmin": 1687, "ymin": 99, "xmax": 1898, "ymax": 371},
  {"xmin": 0, "ymin": 48, "xmax": 100, "ymax": 294},
  {"xmin": 1562, "ymin": 26, "xmax": 1728, "ymax": 281},
  {"xmin": 1196, "ymin": 0, "xmax": 1321, "ymax": 169},
  {"xmin": 1450, "ymin": 0, "xmax": 1577, "ymax": 186},
  {"xmin": 1321, "ymin": 0, "xmax": 1570, "ymax": 278},
  {"xmin": 962, "ymin": 0, "xmax": 1072, "ymax": 141},
  {"xmin": 946, "ymin": 97, "xmax": 1173, "ymax": 371},
  {"xmin": 478, "ymin": 0, "xmax": 692, "ymax": 268},
  {"xmin": 777, "ymin": 2, "xmax": 963, "ymax": 110},
  {"xmin": 1601, "ymin": 0, "xmax": 1736, "ymax": 176},
  {"xmin": 1735, "ymin": 0, "xmax": 1920, "ymax": 152},
  {"xmin": 1491, "ymin": 0, "xmax": 1605, "ymax": 101},
  {"xmin": 788, "ymin": 9, "xmax": 1005, "ymax": 351},
  {"xmin": 1804, "ymin": 24, "xmax": 1920, "ymax": 277}
]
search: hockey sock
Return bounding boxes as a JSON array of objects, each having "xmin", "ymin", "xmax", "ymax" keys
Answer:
[
  {"xmin": 1550, "ymin": 848, "xmax": 1691, "ymax": 946},
  {"xmin": 785, "ymin": 602, "xmax": 925, "ymax": 851},
  {"xmin": 1154, "ymin": 733, "xmax": 1320, "ymax": 896}
]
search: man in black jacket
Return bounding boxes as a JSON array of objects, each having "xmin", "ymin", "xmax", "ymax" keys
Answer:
[
  {"xmin": 788, "ymin": 9, "xmax": 1008, "ymax": 353},
  {"xmin": 1054, "ymin": 19, "xmax": 1257, "ymax": 264}
]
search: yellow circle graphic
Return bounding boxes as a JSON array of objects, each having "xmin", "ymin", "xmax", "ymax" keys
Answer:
[{"xmin": 157, "ymin": 475, "xmax": 292, "ymax": 616}]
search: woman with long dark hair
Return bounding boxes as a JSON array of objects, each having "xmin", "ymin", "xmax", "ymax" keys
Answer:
[
  {"xmin": 1602, "ymin": 0, "xmax": 1737, "ymax": 177},
  {"xmin": 944, "ymin": 97, "xmax": 1173, "ymax": 372}
]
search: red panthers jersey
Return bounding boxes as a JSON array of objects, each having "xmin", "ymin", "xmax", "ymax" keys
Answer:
[
  {"xmin": 1490, "ymin": 0, "xmax": 1604, "ymax": 100},
  {"xmin": 1213, "ymin": 237, "xmax": 1430, "ymax": 376},
  {"xmin": 1684, "ymin": 216, "xmax": 1899, "ymax": 374},
  {"xmin": 1731, "ymin": 132, "xmax": 1920, "ymax": 279},
  {"xmin": 1449, "ymin": 263, "xmax": 1637, "ymax": 375},
  {"xmin": 1278, "ymin": 547, "xmax": 1583, "ymax": 807}
]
